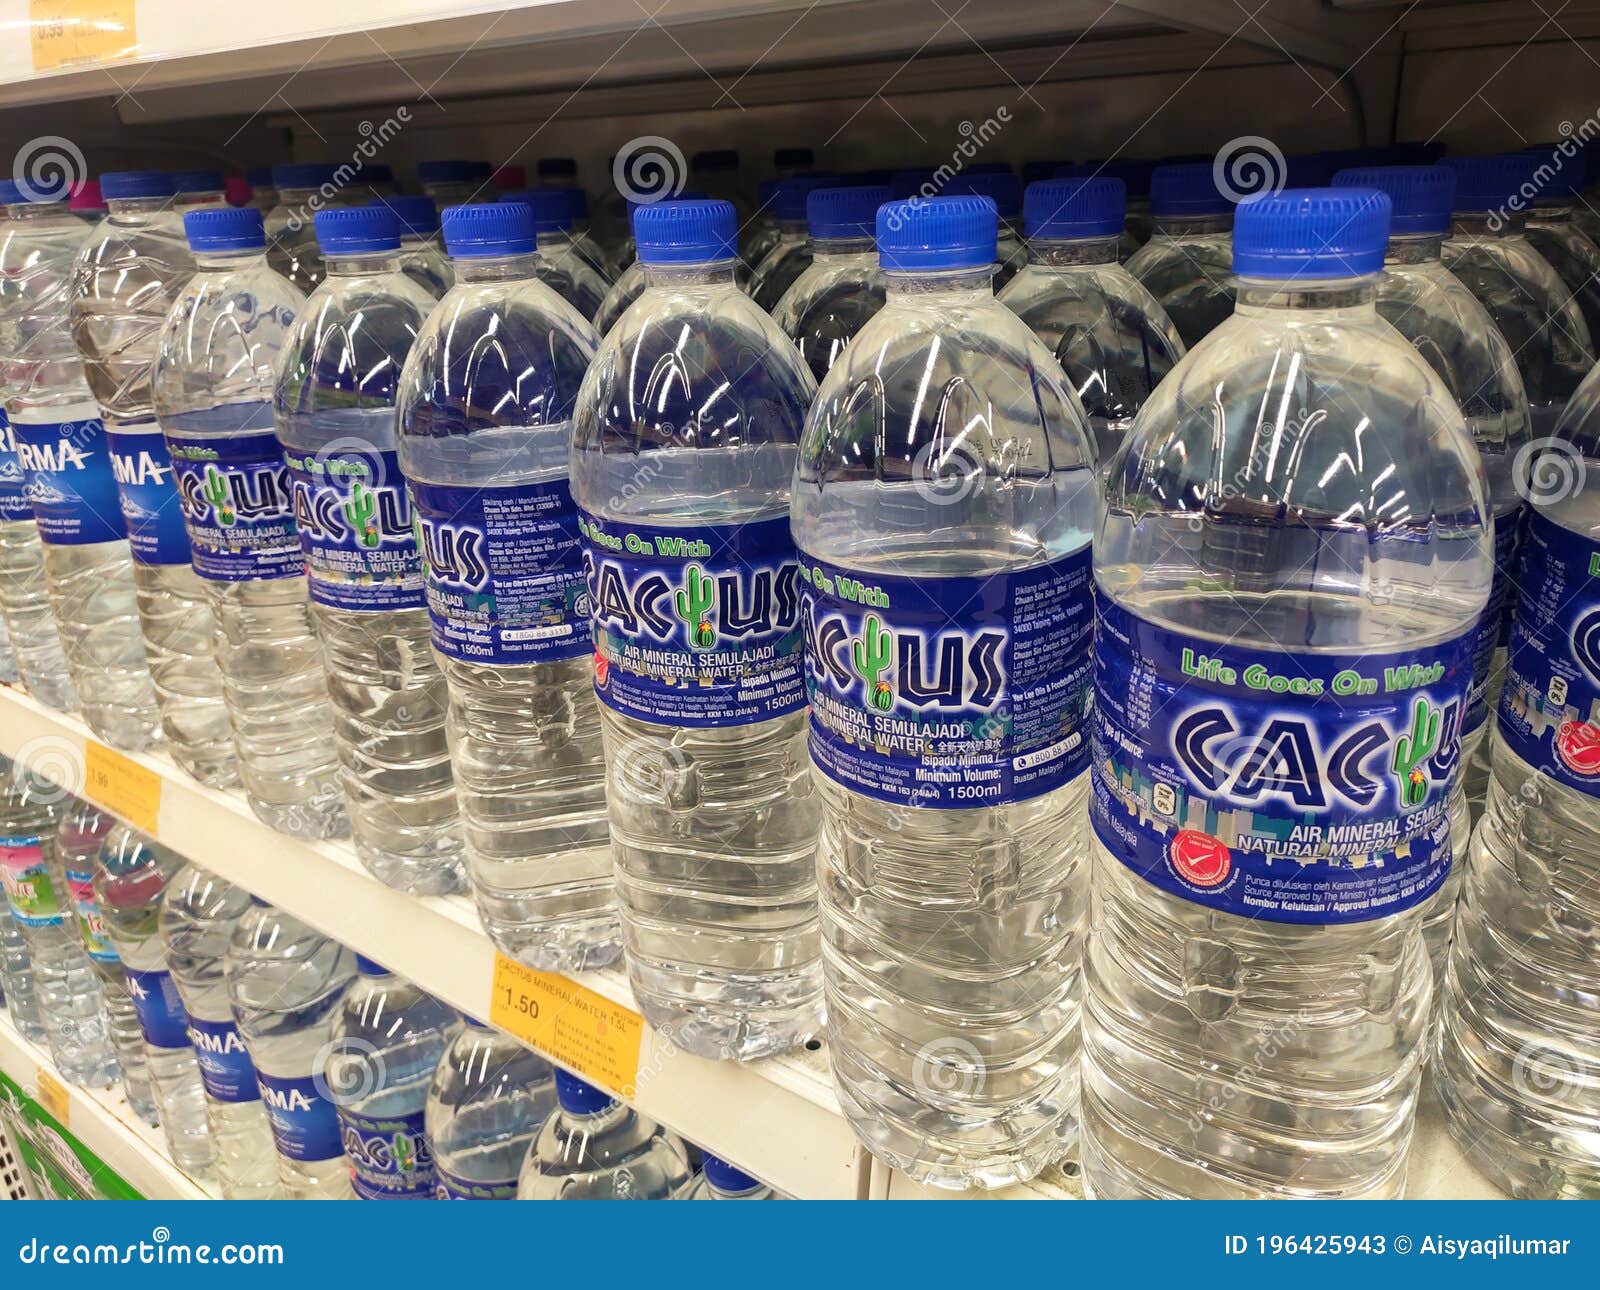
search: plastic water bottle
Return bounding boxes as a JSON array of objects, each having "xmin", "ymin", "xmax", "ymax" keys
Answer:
[
  {"xmin": 795, "ymin": 195, "xmax": 1098, "ymax": 1189},
  {"xmin": 515, "ymin": 1069, "xmax": 692, "ymax": 1199},
  {"xmin": 274, "ymin": 206, "xmax": 464, "ymax": 893},
  {"xmin": 1084, "ymin": 188, "xmax": 1491, "ymax": 1199},
  {"xmin": 771, "ymin": 185, "xmax": 889, "ymax": 382},
  {"xmin": 1436, "ymin": 364, "xmax": 1600, "ymax": 1198},
  {"xmin": 69, "ymin": 181, "xmax": 107, "ymax": 226},
  {"xmin": 327, "ymin": 957, "xmax": 458, "ymax": 1199},
  {"xmin": 171, "ymin": 170, "xmax": 226, "ymax": 213},
  {"xmin": 683, "ymin": 1153, "xmax": 772, "ymax": 1199},
  {"xmin": 593, "ymin": 193, "xmax": 725, "ymax": 336},
  {"xmin": 1519, "ymin": 147, "xmax": 1600, "ymax": 342},
  {"xmin": 500, "ymin": 191, "xmax": 610, "ymax": 321},
  {"xmin": 548, "ymin": 187, "xmax": 613, "ymax": 282},
  {"xmin": 56, "ymin": 796, "xmax": 156, "ymax": 1121},
  {"xmin": 0, "ymin": 897, "xmax": 44, "ymax": 1043},
  {"xmin": 749, "ymin": 177, "xmax": 834, "ymax": 311},
  {"xmin": 571, "ymin": 199, "xmax": 823, "ymax": 1060},
  {"xmin": 265, "ymin": 164, "xmax": 347, "ymax": 293},
  {"xmin": 0, "ymin": 403, "xmax": 73, "ymax": 706},
  {"xmin": 742, "ymin": 180, "xmax": 784, "ymax": 269},
  {"xmin": 418, "ymin": 161, "xmax": 492, "ymax": 208},
  {"xmin": 226, "ymin": 899, "xmax": 356, "ymax": 1199},
  {"xmin": 426, "ymin": 1016, "xmax": 556, "ymax": 1199},
  {"xmin": 152, "ymin": 207, "xmax": 346, "ymax": 840},
  {"xmin": 94, "ymin": 823, "xmax": 216, "ymax": 1177},
  {"xmin": 159, "ymin": 863, "xmax": 279, "ymax": 1199},
  {"xmin": 0, "ymin": 766, "xmax": 117, "ymax": 1088},
  {"xmin": 1060, "ymin": 160, "xmax": 1158, "ymax": 258},
  {"xmin": 70, "ymin": 170, "xmax": 238, "ymax": 785},
  {"xmin": 1125, "ymin": 163, "xmax": 1236, "ymax": 349},
  {"xmin": 396, "ymin": 203, "xmax": 616, "ymax": 971},
  {"xmin": 1000, "ymin": 177, "xmax": 1186, "ymax": 463},
  {"xmin": 0, "ymin": 180, "xmax": 161, "ymax": 750},
  {"xmin": 373, "ymin": 196, "xmax": 453, "ymax": 300}
]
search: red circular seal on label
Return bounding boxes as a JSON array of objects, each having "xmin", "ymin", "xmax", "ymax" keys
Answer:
[
  {"xmin": 1169, "ymin": 829, "xmax": 1232, "ymax": 888},
  {"xmin": 593, "ymin": 650, "xmax": 609, "ymax": 688},
  {"xmin": 1555, "ymin": 719, "xmax": 1600, "ymax": 777}
]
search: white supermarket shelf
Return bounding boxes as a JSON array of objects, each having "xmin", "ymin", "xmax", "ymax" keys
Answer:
[
  {"xmin": 0, "ymin": 1012, "xmax": 216, "ymax": 1200},
  {"xmin": 0, "ymin": 685, "xmax": 868, "ymax": 1202}
]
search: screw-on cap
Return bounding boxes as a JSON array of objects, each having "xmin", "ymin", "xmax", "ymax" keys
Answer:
[
  {"xmin": 100, "ymin": 170, "xmax": 175, "ymax": 200},
  {"xmin": 184, "ymin": 206, "xmax": 267, "ymax": 252},
  {"xmin": 701, "ymin": 1154, "xmax": 762, "ymax": 1194},
  {"xmin": 504, "ymin": 188, "xmax": 572, "ymax": 233},
  {"xmin": 1024, "ymin": 177, "xmax": 1127, "ymax": 239},
  {"xmin": 692, "ymin": 148, "xmax": 739, "ymax": 173},
  {"xmin": 417, "ymin": 160, "xmax": 492, "ymax": 188},
  {"xmin": 441, "ymin": 202, "xmax": 537, "ymax": 257},
  {"xmin": 537, "ymin": 157, "xmax": 577, "ymax": 180},
  {"xmin": 555, "ymin": 185, "xmax": 589, "ymax": 219},
  {"xmin": 1438, "ymin": 154, "xmax": 1541, "ymax": 213},
  {"xmin": 553, "ymin": 1068, "xmax": 616, "ymax": 1115},
  {"xmin": 772, "ymin": 176, "xmax": 835, "ymax": 222},
  {"xmin": 1331, "ymin": 165, "xmax": 1454, "ymax": 236},
  {"xmin": 634, "ymin": 197, "xmax": 738, "ymax": 263},
  {"xmin": 355, "ymin": 954, "xmax": 389, "ymax": 977},
  {"xmin": 1232, "ymin": 187, "xmax": 1391, "ymax": 279},
  {"xmin": 313, "ymin": 205, "xmax": 402, "ymax": 254},
  {"xmin": 945, "ymin": 172, "xmax": 1022, "ymax": 219},
  {"xmin": 1149, "ymin": 163, "xmax": 1231, "ymax": 218},
  {"xmin": 272, "ymin": 163, "xmax": 339, "ymax": 192},
  {"xmin": 0, "ymin": 178, "xmax": 65, "ymax": 204},
  {"xmin": 373, "ymin": 194, "xmax": 440, "ymax": 238},
  {"xmin": 806, "ymin": 185, "xmax": 889, "ymax": 239},
  {"xmin": 69, "ymin": 180, "xmax": 105, "ymax": 212},
  {"xmin": 171, "ymin": 169, "xmax": 224, "ymax": 194},
  {"xmin": 877, "ymin": 194, "xmax": 998, "ymax": 271},
  {"xmin": 1518, "ymin": 144, "xmax": 1586, "ymax": 200}
]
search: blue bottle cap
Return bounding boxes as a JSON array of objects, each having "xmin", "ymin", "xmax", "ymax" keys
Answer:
[
  {"xmin": 877, "ymin": 194, "xmax": 997, "ymax": 271},
  {"xmin": 1149, "ymin": 163, "xmax": 1231, "ymax": 218},
  {"xmin": 692, "ymin": 148, "xmax": 740, "ymax": 173},
  {"xmin": 417, "ymin": 160, "xmax": 492, "ymax": 187},
  {"xmin": 313, "ymin": 205, "xmax": 402, "ymax": 255},
  {"xmin": 246, "ymin": 166, "xmax": 275, "ymax": 187},
  {"xmin": 0, "ymin": 178, "xmax": 65, "ymax": 204},
  {"xmin": 171, "ymin": 169, "xmax": 225, "ymax": 194},
  {"xmin": 1024, "ymin": 178, "xmax": 1126, "ymax": 239},
  {"xmin": 945, "ymin": 171, "xmax": 1022, "ymax": 218},
  {"xmin": 184, "ymin": 206, "xmax": 267, "ymax": 252},
  {"xmin": 503, "ymin": 188, "xmax": 573, "ymax": 233},
  {"xmin": 271, "ymin": 163, "xmax": 339, "ymax": 191},
  {"xmin": 757, "ymin": 178, "xmax": 781, "ymax": 211},
  {"xmin": 634, "ymin": 198, "xmax": 738, "ymax": 264},
  {"xmin": 554, "ymin": 185, "xmax": 590, "ymax": 219},
  {"xmin": 1331, "ymin": 165, "xmax": 1454, "ymax": 236},
  {"xmin": 1518, "ymin": 145, "xmax": 1586, "ymax": 200},
  {"xmin": 537, "ymin": 157, "xmax": 577, "ymax": 180},
  {"xmin": 1232, "ymin": 187, "xmax": 1391, "ymax": 280},
  {"xmin": 354, "ymin": 954, "xmax": 389, "ymax": 977},
  {"xmin": 772, "ymin": 176, "xmax": 834, "ymax": 222},
  {"xmin": 100, "ymin": 170, "xmax": 175, "ymax": 200},
  {"xmin": 553, "ymin": 1068, "xmax": 616, "ymax": 1115},
  {"xmin": 701, "ymin": 1154, "xmax": 762, "ymax": 1194},
  {"xmin": 1438, "ymin": 154, "xmax": 1541, "ymax": 213},
  {"xmin": 373, "ymin": 194, "xmax": 440, "ymax": 238},
  {"xmin": 441, "ymin": 202, "xmax": 537, "ymax": 257},
  {"xmin": 807, "ymin": 185, "xmax": 890, "ymax": 239}
]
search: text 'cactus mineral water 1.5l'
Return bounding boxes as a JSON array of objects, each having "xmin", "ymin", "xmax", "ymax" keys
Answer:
[
  {"xmin": 373, "ymin": 195, "xmax": 454, "ymax": 300},
  {"xmin": 95, "ymin": 823, "xmax": 216, "ymax": 1178},
  {"xmin": 0, "ymin": 387, "xmax": 73, "ymax": 707},
  {"xmin": 266, "ymin": 164, "xmax": 346, "ymax": 294},
  {"xmin": 153, "ymin": 206, "xmax": 346, "ymax": 840},
  {"xmin": 160, "ymin": 863, "xmax": 279, "ymax": 1198},
  {"xmin": 0, "ymin": 180, "xmax": 161, "ymax": 750},
  {"xmin": 226, "ymin": 899, "xmax": 357, "ymax": 1199},
  {"xmin": 515, "ymin": 1069, "xmax": 692, "ymax": 1199},
  {"xmin": 426, "ymin": 1015, "xmax": 556, "ymax": 1199},
  {"xmin": 1084, "ymin": 188, "xmax": 1492, "ymax": 1199},
  {"xmin": 70, "ymin": 170, "xmax": 237, "ymax": 786},
  {"xmin": 1125, "ymin": 164, "xmax": 1237, "ymax": 350},
  {"xmin": 328, "ymin": 957, "xmax": 458, "ymax": 1199},
  {"xmin": 795, "ymin": 195, "xmax": 1098, "ymax": 1189},
  {"xmin": 771, "ymin": 185, "xmax": 889, "ymax": 383},
  {"xmin": 1001, "ymin": 177, "xmax": 1186, "ymax": 464},
  {"xmin": 275, "ymin": 206, "xmax": 464, "ymax": 894},
  {"xmin": 397, "ymin": 203, "xmax": 617, "ymax": 972},
  {"xmin": 684, "ymin": 1153, "xmax": 773, "ymax": 1199},
  {"xmin": 571, "ymin": 198, "xmax": 823, "ymax": 1060},
  {"xmin": 1437, "ymin": 367, "xmax": 1600, "ymax": 1199}
]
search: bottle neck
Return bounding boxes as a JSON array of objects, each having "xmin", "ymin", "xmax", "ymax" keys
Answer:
[
  {"xmin": 809, "ymin": 235, "xmax": 874, "ymax": 258},
  {"xmin": 1525, "ymin": 201, "xmax": 1572, "ymax": 224},
  {"xmin": 454, "ymin": 252, "xmax": 541, "ymax": 283},
  {"xmin": 194, "ymin": 248, "xmax": 269, "ymax": 271},
  {"xmin": 883, "ymin": 265, "xmax": 994, "ymax": 301},
  {"xmin": 777, "ymin": 219, "xmax": 807, "ymax": 239},
  {"xmin": 535, "ymin": 229, "xmax": 576, "ymax": 251},
  {"xmin": 1152, "ymin": 212, "xmax": 1232, "ymax": 236},
  {"xmin": 3, "ymin": 200, "xmax": 70, "ymax": 223},
  {"xmin": 1384, "ymin": 233, "xmax": 1445, "ymax": 265},
  {"xmin": 107, "ymin": 196, "xmax": 177, "ymax": 219},
  {"xmin": 1027, "ymin": 236, "xmax": 1119, "ymax": 267},
  {"xmin": 1451, "ymin": 212, "xmax": 1522, "ymax": 238},
  {"xmin": 1233, "ymin": 275, "xmax": 1380, "ymax": 316},
  {"xmin": 400, "ymin": 232, "xmax": 440, "ymax": 250},
  {"xmin": 640, "ymin": 259, "xmax": 740, "ymax": 287},
  {"xmin": 324, "ymin": 250, "xmax": 403, "ymax": 275}
]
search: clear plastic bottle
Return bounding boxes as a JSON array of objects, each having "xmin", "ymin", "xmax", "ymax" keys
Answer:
[
  {"xmin": 682, "ymin": 1153, "xmax": 773, "ymax": 1199},
  {"xmin": 796, "ymin": 195, "xmax": 1098, "ymax": 1189},
  {"xmin": 1519, "ymin": 148, "xmax": 1600, "ymax": 344},
  {"xmin": 373, "ymin": 196, "xmax": 454, "ymax": 300},
  {"xmin": 70, "ymin": 170, "xmax": 237, "ymax": 786},
  {"xmin": 0, "ymin": 401, "xmax": 74, "ymax": 709},
  {"xmin": 1125, "ymin": 163, "xmax": 1237, "ymax": 349},
  {"xmin": 94, "ymin": 822, "xmax": 215, "ymax": 1177},
  {"xmin": 171, "ymin": 170, "xmax": 226, "ymax": 213},
  {"xmin": 771, "ymin": 185, "xmax": 889, "ymax": 383},
  {"xmin": 274, "ymin": 206, "xmax": 464, "ymax": 894},
  {"xmin": 159, "ymin": 863, "xmax": 279, "ymax": 1198},
  {"xmin": 265, "ymin": 164, "xmax": 348, "ymax": 293},
  {"xmin": 1059, "ymin": 159, "xmax": 1158, "ymax": 258},
  {"xmin": 741, "ymin": 179, "xmax": 783, "ymax": 271},
  {"xmin": 56, "ymin": 795, "xmax": 156, "ymax": 1121},
  {"xmin": 749, "ymin": 177, "xmax": 834, "ymax": 312},
  {"xmin": 0, "ymin": 179, "xmax": 161, "ymax": 750},
  {"xmin": 593, "ymin": 193, "xmax": 730, "ymax": 336},
  {"xmin": 1084, "ymin": 188, "xmax": 1492, "ymax": 1199},
  {"xmin": 225, "ymin": 899, "xmax": 356, "ymax": 1199},
  {"xmin": 153, "ymin": 207, "xmax": 346, "ymax": 840},
  {"xmin": 328, "ymin": 957, "xmax": 458, "ymax": 1199},
  {"xmin": 69, "ymin": 181, "xmax": 107, "ymax": 226},
  {"xmin": 396, "ymin": 203, "xmax": 617, "ymax": 971},
  {"xmin": 1000, "ymin": 177, "xmax": 1186, "ymax": 463},
  {"xmin": 244, "ymin": 168, "xmax": 278, "ymax": 214},
  {"xmin": 426, "ymin": 1016, "xmax": 556, "ymax": 1199},
  {"xmin": 571, "ymin": 199, "xmax": 823, "ymax": 1061},
  {"xmin": 417, "ymin": 161, "xmax": 493, "ymax": 208},
  {"xmin": 501, "ymin": 191, "xmax": 611, "ymax": 321},
  {"xmin": 0, "ymin": 766, "xmax": 117, "ymax": 1088},
  {"xmin": 0, "ymin": 899, "xmax": 44, "ymax": 1043},
  {"xmin": 547, "ymin": 186, "xmax": 614, "ymax": 283},
  {"xmin": 515, "ymin": 1070, "xmax": 692, "ymax": 1199},
  {"xmin": 1436, "ymin": 362, "xmax": 1600, "ymax": 1198}
]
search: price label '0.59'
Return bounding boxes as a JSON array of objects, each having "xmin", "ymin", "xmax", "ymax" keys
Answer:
[{"xmin": 488, "ymin": 954, "xmax": 644, "ymax": 1095}]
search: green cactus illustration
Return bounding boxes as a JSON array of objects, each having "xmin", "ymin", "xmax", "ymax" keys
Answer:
[
  {"xmin": 343, "ymin": 482, "xmax": 380, "ymax": 549},
  {"xmin": 1390, "ymin": 696, "xmax": 1440, "ymax": 808},
  {"xmin": 393, "ymin": 1131, "xmax": 416, "ymax": 1174},
  {"xmin": 852, "ymin": 614, "xmax": 894, "ymax": 711},
  {"xmin": 674, "ymin": 564, "xmax": 716, "ymax": 648},
  {"xmin": 201, "ymin": 466, "xmax": 236, "ymax": 526}
]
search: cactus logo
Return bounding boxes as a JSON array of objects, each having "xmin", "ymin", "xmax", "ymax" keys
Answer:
[
  {"xmin": 674, "ymin": 564, "xmax": 716, "ymax": 649},
  {"xmin": 1390, "ymin": 697, "xmax": 1439, "ymax": 807},
  {"xmin": 852, "ymin": 614, "xmax": 895, "ymax": 710},
  {"xmin": 343, "ymin": 482, "xmax": 383, "ymax": 549},
  {"xmin": 202, "ymin": 466, "xmax": 237, "ymax": 526}
]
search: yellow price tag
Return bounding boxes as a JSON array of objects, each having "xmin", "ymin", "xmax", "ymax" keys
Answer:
[
  {"xmin": 83, "ymin": 741, "xmax": 161, "ymax": 835},
  {"xmin": 489, "ymin": 954, "xmax": 644, "ymax": 1095},
  {"xmin": 30, "ymin": 0, "xmax": 137, "ymax": 71},
  {"xmin": 33, "ymin": 1068, "xmax": 70, "ymax": 1127}
]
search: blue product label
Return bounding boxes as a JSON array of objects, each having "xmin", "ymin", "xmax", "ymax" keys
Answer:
[
  {"xmin": 1496, "ymin": 510, "xmax": 1600, "ymax": 797},
  {"xmin": 1465, "ymin": 512, "xmax": 1521, "ymax": 735},
  {"xmin": 0, "ymin": 411, "xmax": 32, "ymax": 522},
  {"xmin": 434, "ymin": 1168, "xmax": 515, "ymax": 1201},
  {"xmin": 186, "ymin": 1015, "xmax": 260, "ymax": 1104},
  {"xmin": 106, "ymin": 424, "xmax": 191, "ymax": 566},
  {"xmin": 411, "ymin": 478, "xmax": 590, "ymax": 665},
  {"xmin": 123, "ymin": 967, "xmax": 191, "ymax": 1050},
  {"xmin": 800, "ymin": 548, "xmax": 1094, "ymax": 809},
  {"xmin": 580, "ymin": 511, "xmax": 806, "ymax": 727},
  {"xmin": 340, "ymin": 1106, "xmax": 435, "ymax": 1199},
  {"xmin": 1091, "ymin": 593, "xmax": 1474, "ymax": 925},
  {"xmin": 256, "ymin": 1072, "xmax": 343, "ymax": 1162},
  {"xmin": 168, "ymin": 431, "xmax": 303, "ymax": 582},
  {"xmin": 14, "ymin": 417, "xmax": 126, "ymax": 546},
  {"xmin": 286, "ymin": 447, "xmax": 424, "ymax": 612}
]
